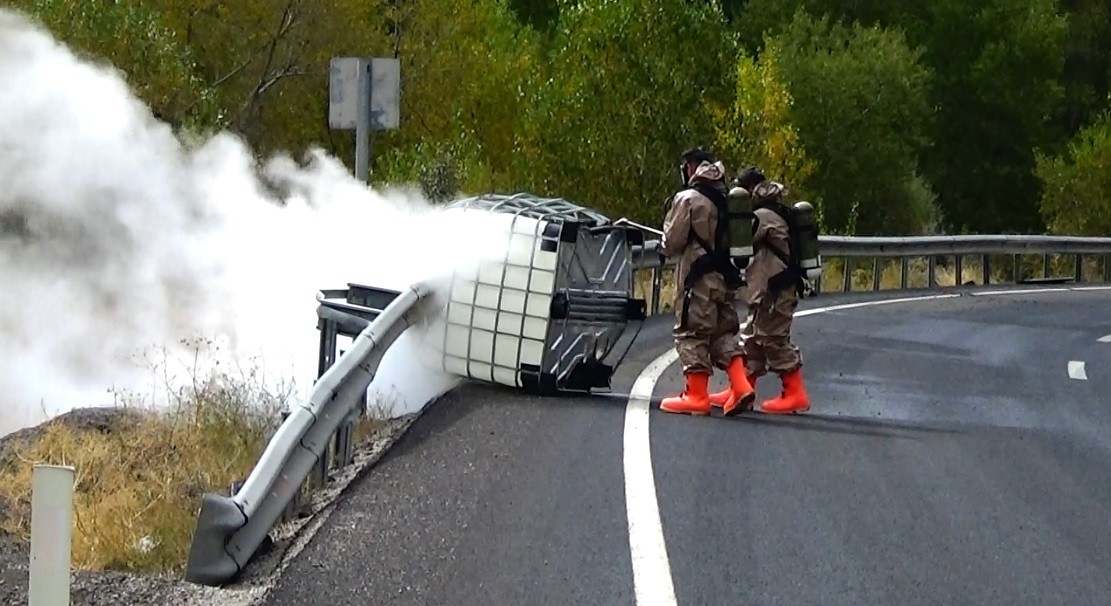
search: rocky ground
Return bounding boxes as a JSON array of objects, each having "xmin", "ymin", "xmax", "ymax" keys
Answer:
[{"xmin": 0, "ymin": 406, "xmax": 423, "ymax": 606}]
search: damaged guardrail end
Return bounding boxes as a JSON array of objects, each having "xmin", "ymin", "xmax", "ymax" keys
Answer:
[
  {"xmin": 182, "ymin": 282, "xmax": 430, "ymax": 587},
  {"xmin": 183, "ymin": 493, "xmax": 248, "ymax": 586}
]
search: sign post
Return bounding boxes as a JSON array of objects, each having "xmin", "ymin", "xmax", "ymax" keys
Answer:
[{"xmin": 329, "ymin": 57, "xmax": 400, "ymax": 183}]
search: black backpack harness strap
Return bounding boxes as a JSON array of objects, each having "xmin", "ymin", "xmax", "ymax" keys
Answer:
[{"xmin": 677, "ymin": 183, "xmax": 744, "ymax": 329}]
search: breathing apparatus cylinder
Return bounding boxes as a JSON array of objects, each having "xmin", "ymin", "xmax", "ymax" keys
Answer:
[
  {"xmin": 791, "ymin": 201, "xmax": 822, "ymax": 280},
  {"xmin": 727, "ymin": 186, "xmax": 754, "ymax": 269}
]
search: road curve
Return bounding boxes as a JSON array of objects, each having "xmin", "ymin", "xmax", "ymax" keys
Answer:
[{"xmin": 261, "ymin": 286, "xmax": 1111, "ymax": 606}]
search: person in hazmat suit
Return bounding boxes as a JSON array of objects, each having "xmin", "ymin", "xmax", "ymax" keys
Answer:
[
  {"xmin": 658, "ymin": 148, "xmax": 756, "ymax": 416},
  {"xmin": 716, "ymin": 166, "xmax": 810, "ymax": 414}
]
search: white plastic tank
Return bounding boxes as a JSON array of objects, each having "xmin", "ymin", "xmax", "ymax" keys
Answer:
[
  {"xmin": 413, "ymin": 192, "xmax": 646, "ymax": 395},
  {"xmin": 417, "ymin": 204, "xmax": 558, "ymax": 388}
]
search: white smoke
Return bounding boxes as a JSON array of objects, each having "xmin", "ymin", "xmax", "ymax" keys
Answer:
[{"xmin": 0, "ymin": 9, "xmax": 510, "ymax": 436}]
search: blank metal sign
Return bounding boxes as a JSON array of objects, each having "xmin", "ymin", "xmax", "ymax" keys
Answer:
[{"xmin": 328, "ymin": 57, "xmax": 399, "ymax": 131}]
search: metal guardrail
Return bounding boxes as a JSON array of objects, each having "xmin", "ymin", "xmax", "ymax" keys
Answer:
[
  {"xmin": 183, "ymin": 231, "xmax": 1111, "ymax": 588},
  {"xmin": 817, "ymin": 234, "xmax": 1111, "ymax": 256},
  {"xmin": 632, "ymin": 235, "xmax": 1111, "ymax": 314},
  {"xmin": 184, "ymin": 281, "xmax": 433, "ymax": 586}
]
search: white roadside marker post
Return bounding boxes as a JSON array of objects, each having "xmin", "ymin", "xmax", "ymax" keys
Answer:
[{"xmin": 28, "ymin": 464, "xmax": 75, "ymax": 606}]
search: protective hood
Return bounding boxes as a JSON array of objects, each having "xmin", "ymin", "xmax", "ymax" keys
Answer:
[
  {"xmin": 753, "ymin": 180, "xmax": 788, "ymax": 201},
  {"xmin": 689, "ymin": 160, "xmax": 727, "ymax": 185}
]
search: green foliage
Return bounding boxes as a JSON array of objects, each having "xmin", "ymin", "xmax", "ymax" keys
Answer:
[
  {"xmin": 375, "ymin": 138, "xmax": 494, "ymax": 202},
  {"xmin": 369, "ymin": 0, "xmax": 544, "ymax": 195},
  {"xmin": 769, "ymin": 11, "xmax": 938, "ymax": 235},
  {"xmin": 708, "ymin": 43, "xmax": 817, "ymax": 202},
  {"xmin": 519, "ymin": 0, "xmax": 738, "ymax": 224},
  {"xmin": 1035, "ymin": 108, "xmax": 1111, "ymax": 235},
  {"xmin": 1057, "ymin": 0, "xmax": 1111, "ymax": 136},
  {"xmin": 906, "ymin": 0, "xmax": 1069, "ymax": 234},
  {"xmin": 8, "ymin": 0, "xmax": 219, "ymax": 131},
  {"xmin": 157, "ymin": 0, "xmax": 395, "ymax": 154},
  {"xmin": 508, "ymin": 0, "xmax": 559, "ymax": 29}
]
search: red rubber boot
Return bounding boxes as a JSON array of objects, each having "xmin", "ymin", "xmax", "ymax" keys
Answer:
[
  {"xmin": 660, "ymin": 372, "xmax": 712, "ymax": 415},
  {"xmin": 759, "ymin": 368, "xmax": 810, "ymax": 414},
  {"xmin": 709, "ymin": 358, "xmax": 757, "ymax": 408},
  {"xmin": 706, "ymin": 357, "xmax": 756, "ymax": 416}
]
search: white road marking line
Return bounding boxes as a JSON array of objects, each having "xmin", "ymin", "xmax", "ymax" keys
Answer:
[
  {"xmin": 1069, "ymin": 361, "xmax": 1088, "ymax": 380},
  {"xmin": 1098, "ymin": 334, "xmax": 1111, "ymax": 343},
  {"xmin": 966, "ymin": 285, "xmax": 1111, "ymax": 296},
  {"xmin": 971, "ymin": 287, "xmax": 1071, "ymax": 296},
  {"xmin": 622, "ymin": 293, "xmax": 959, "ymax": 606},
  {"xmin": 624, "ymin": 350, "xmax": 679, "ymax": 606},
  {"xmin": 793, "ymin": 294, "xmax": 962, "ymax": 318}
]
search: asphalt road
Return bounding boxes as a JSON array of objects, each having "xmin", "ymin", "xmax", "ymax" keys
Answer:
[{"xmin": 261, "ymin": 285, "xmax": 1111, "ymax": 606}]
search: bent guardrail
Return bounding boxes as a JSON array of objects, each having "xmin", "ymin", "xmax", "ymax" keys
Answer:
[
  {"xmin": 632, "ymin": 234, "xmax": 1111, "ymax": 314},
  {"xmin": 184, "ymin": 281, "xmax": 433, "ymax": 586}
]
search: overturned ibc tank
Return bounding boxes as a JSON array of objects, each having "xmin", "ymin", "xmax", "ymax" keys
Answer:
[
  {"xmin": 316, "ymin": 192, "xmax": 652, "ymax": 396},
  {"xmin": 185, "ymin": 194, "xmax": 656, "ymax": 587}
]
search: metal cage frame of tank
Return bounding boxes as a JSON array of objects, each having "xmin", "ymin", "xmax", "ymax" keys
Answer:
[
  {"xmin": 420, "ymin": 192, "xmax": 649, "ymax": 395},
  {"xmin": 445, "ymin": 192, "xmax": 613, "ymax": 227}
]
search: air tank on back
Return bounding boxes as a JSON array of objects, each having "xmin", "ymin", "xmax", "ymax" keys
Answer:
[
  {"xmin": 727, "ymin": 186, "xmax": 754, "ymax": 270},
  {"xmin": 791, "ymin": 201, "xmax": 822, "ymax": 280}
]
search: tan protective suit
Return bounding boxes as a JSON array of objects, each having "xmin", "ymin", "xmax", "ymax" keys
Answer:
[
  {"xmin": 740, "ymin": 182, "xmax": 803, "ymax": 378},
  {"xmin": 660, "ymin": 161, "xmax": 744, "ymax": 374}
]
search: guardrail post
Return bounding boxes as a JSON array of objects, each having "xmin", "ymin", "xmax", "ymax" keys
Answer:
[
  {"xmin": 1042, "ymin": 253, "xmax": 1050, "ymax": 279},
  {"xmin": 651, "ymin": 266, "xmax": 662, "ymax": 314},
  {"xmin": 1074, "ymin": 254, "xmax": 1083, "ymax": 282},
  {"xmin": 928, "ymin": 256, "xmax": 936, "ymax": 288},
  {"xmin": 955, "ymin": 255, "xmax": 963, "ymax": 285},
  {"xmin": 982, "ymin": 254, "xmax": 992, "ymax": 285},
  {"xmin": 1104, "ymin": 254, "xmax": 1111, "ymax": 283},
  {"xmin": 315, "ymin": 437, "xmax": 330, "ymax": 487},
  {"xmin": 336, "ymin": 418, "xmax": 350, "ymax": 469},
  {"xmin": 871, "ymin": 257, "xmax": 881, "ymax": 291},
  {"xmin": 900, "ymin": 257, "xmax": 909, "ymax": 289},
  {"xmin": 338, "ymin": 403, "xmax": 360, "ymax": 468},
  {"xmin": 1013, "ymin": 254, "xmax": 1021, "ymax": 283},
  {"xmin": 29, "ymin": 464, "xmax": 75, "ymax": 606},
  {"xmin": 843, "ymin": 258, "xmax": 852, "ymax": 292}
]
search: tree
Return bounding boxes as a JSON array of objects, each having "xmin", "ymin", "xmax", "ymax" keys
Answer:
[
  {"xmin": 1055, "ymin": 0, "xmax": 1111, "ymax": 140},
  {"xmin": 156, "ymin": 0, "xmax": 392, "ymax": 154},
  {"xmin": 1035, "ymin": 108, "xmax": 1111, "ymax": 235},
  {"xmin": 368, "ymin": 0, "xmax": 545, "ymax": 197},
  {"xmin": 507, "ymin": 0, "xmax": 559, "ymax": 30},
  {"xmin": 8, "ymin": 0, "xmax": 219, "ymax": 132},
  {"xmin": 770, "ymin": 11, "xmax": 938, "ymax": 235},
  {"xmin": 518, "ymin": 0, "xmax": 739, "ymax": 223},
  {"xmin": 731, "ymin": 0, "xmax": 1075, "ymax": 235},
  {"xmin": 707, "ymin": 43, "xmax": 817, "ymax": 205},
  {"xmin": 899, "ymin": 0, "xmax": 1068, "ymax": 234}
]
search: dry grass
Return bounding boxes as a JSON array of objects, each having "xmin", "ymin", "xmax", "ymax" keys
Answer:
[
  {"xmin": 634, "ymin": 263, "xmax": 679, "ymax": 313},
  {"xmin": 0, "ymin": 337, "xmax": 384, "ymax": 576},
  {"xmin": 633, "ymin": 253, "xmax": 1109, "ymax": 307}
]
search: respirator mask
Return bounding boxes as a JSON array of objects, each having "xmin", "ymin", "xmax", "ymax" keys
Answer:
[{"xmin": 677, "ymin": 162, "xmax": 691, "ymax": 188}]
